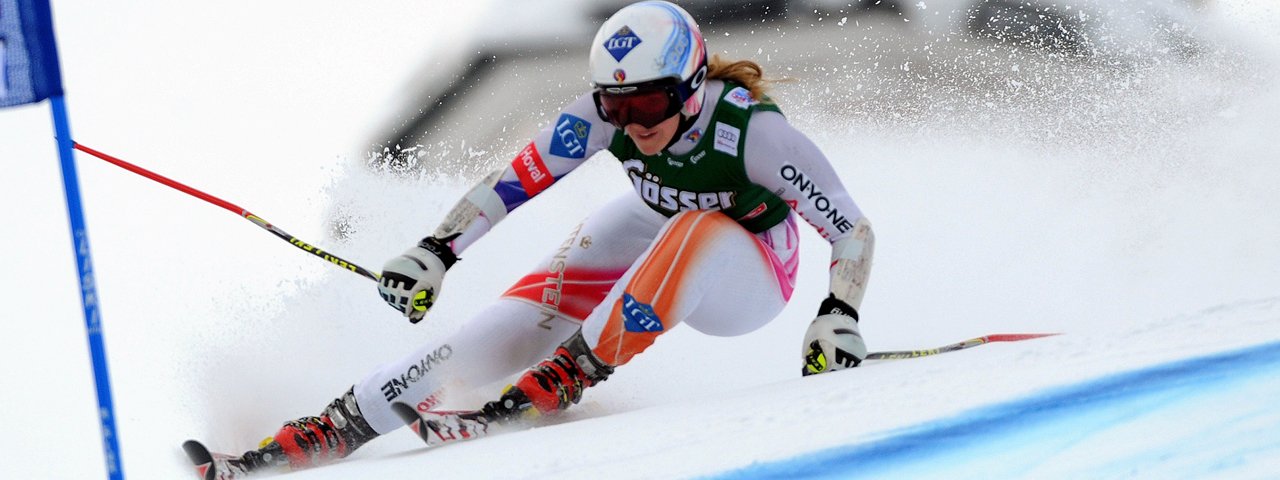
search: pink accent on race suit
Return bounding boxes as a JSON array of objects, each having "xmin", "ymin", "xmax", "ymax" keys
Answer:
[
  {"xmin": 510, "ymin": 142, "xmax": 553, "ymax": 197},
  {"xmin": 754, "ymin": 215, "xmax": 799, "ymax": 301},
  {"xmin": 502, "ymin": 268, "xmax": 628, "ymax": 321}
]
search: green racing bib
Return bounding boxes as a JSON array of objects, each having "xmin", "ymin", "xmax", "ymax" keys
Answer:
[{"xmin": 609, "ymin": 82, "xmax": 790, "ymax": 233}]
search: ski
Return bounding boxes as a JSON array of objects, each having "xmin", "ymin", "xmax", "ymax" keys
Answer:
[
  {"xmin": 391, "ymin": 383, "xmax": 542, "ymax": 450},
  {"xmin": 181, "ymin": 438, "xmax": 284, "ymax": 479},
  {"xmin": 392, "ymin": 401, "xmax": 527, "ymax": 450},
  {"xmin": 182, "ymin": 439, "xmax": 250, "ymax": 480},
  {"xmin": 865, "ymin": 333, "xmax": 1059, "ymax": 360},
  {"xmin": 182, "ymin": 440, "xmax": 216, "ymax": 479}
]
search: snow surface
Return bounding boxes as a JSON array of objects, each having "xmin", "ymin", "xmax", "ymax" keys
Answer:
[{"xmin": 2, "ymin": 2, "xmax": 1280, "ymax": 479}]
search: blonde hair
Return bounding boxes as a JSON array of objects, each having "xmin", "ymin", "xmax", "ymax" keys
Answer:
[{"xmin": 707, "ymin": 54, "xmax": 771, "ymax": 100}]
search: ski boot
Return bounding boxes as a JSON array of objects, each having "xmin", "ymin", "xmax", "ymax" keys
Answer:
[
  {"xmin": 185, "ymin": 386, "xmax": 379, "ymax": 479},
  {"xmin": 510, "ymin": 330, "xmax": 614, "ymax": 415},
  {"xmin": 390, "ymin": 331, "xmax": 612, "ymax": 451},
  {"xmin": 261, "ymin": 386, "xmax": 379, "ymax": 470}
]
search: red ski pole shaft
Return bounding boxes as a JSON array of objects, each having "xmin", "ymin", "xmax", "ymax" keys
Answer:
[{"xmin": 73, "ymin": 142, "xmax": 379, "ymax": 282}]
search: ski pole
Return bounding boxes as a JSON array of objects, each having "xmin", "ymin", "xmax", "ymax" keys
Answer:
[
  {"xmin": 865, "ymin": 333, "xmax": 1059, "ymax": 360},
  {"xmin": 72, "ymin": 143, "xmax": 380, "ymax": 282}
]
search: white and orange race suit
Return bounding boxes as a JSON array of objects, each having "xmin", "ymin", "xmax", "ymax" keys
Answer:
[{"xmin": 354, "ymin": 80, "xmax": 874, "ymax": 433}]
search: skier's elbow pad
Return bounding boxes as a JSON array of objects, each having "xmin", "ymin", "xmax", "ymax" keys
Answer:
[
  {"xmin": 828, "ymin": 217, "xmax": 874, "ymax": 311},
  {"xmin": 433, "ymin": 170, "xmax": 509, "ymax": 240},
  {"xmin": 467, "ymin": 170, "xmax": 510, "ymax": 226}
]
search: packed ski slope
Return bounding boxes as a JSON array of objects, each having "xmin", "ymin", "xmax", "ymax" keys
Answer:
[{"xmin": 3, "ymin": 2, "xmax": 1280, "ymax": 479}]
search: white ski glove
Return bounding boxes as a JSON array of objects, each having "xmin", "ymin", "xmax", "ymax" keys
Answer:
[
  {"xmin": 378, "ymin": 235, "xmax": 459, "ymax": 323},
  {"xmin": 802, "ymin": 294, "xmax": 867, "ymax": 376}
]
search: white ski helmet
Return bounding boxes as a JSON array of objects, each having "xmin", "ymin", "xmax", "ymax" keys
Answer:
[{"xmin": 589, "ymin": 1, "xmax": 709, "ymax": 125}]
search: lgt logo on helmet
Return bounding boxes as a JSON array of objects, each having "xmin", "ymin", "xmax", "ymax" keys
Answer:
[{"xmin": 604, "ymin": 26, "xmax": 642, "ymax": 62}]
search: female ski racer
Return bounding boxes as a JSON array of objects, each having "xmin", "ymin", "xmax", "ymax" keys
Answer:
[{"xmin": 207, "ymin": 1, "xmax": 874, "ymax": 476}]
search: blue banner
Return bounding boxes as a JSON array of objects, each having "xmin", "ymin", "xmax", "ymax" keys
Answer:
[{"xmin": 1, "ymin": 0, "xmax": 64, "ymax": 107}]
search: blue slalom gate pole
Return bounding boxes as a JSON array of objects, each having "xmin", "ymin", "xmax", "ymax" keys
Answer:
[
  {"xmin": 2, "ymin": 0, "xmax": 125, "ymax": 476},
  {"xmin": 50, "ymin": 94, "xmax": 125, "ymax": 480}
]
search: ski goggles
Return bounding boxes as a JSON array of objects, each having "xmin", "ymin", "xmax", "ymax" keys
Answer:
[
  {"xmin": 593, "ymin": 67, "xmax": 706, "ymax": 129},
  {"xmin": 593, "ymin": 84, "xmax": 684, "ymax": 129}
]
